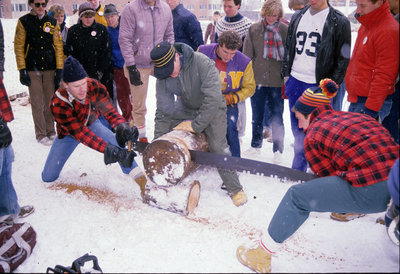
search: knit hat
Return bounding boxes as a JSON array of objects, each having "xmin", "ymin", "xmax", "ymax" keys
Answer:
[
  {"xmin": 150, "ymin": 41, "xmax": 176, "ymax": 80},
  {"xmin": 79, "ymin": 2, "xmax": 95, "ymax": 18},
  {"xmin": 62, "ymin": 56, "xmax": 87, "ymax": 83},
  {"xmin": 293, "ymin": 79, "xmax": 338, "ymax": 114},
  {"xmin": 104, "ymin": 4, "xmax": 119, "ymax": 16}
]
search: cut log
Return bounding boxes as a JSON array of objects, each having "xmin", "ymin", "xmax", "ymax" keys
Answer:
[
  {"xmin": 146, "ymin": 180, "xmax": 201, "ymax": 216},
  {"xmin": 142, "ymin": 130, "xmax": 208, "ymax": 185}
]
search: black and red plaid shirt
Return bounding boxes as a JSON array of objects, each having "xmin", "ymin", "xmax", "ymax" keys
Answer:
[
  {"xmin": 0, "ymin": 78, "xmax": 14, "ymax": 122},
  {"xmin": 305, "ymin": 105, "xmax": 399, "ymax": 187},
  {"xmin": 50, "ymin": 78, "xmax": 125, "ymax": 153}
]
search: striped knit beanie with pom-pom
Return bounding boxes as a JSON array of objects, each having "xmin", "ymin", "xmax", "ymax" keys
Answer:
[{"xmin": 293, "ymin": 78, "xmax": 338, "ymax": 114}]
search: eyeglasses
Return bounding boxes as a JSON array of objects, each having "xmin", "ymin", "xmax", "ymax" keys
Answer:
[{"xmin": 34, "ymin": 2, "xmax": 47, "ymax": 8}]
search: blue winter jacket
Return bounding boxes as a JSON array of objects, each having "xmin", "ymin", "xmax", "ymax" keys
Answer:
[
  {"xmin": 108, "ymin": 22, "xmax": 125, "ymax": 69},
  {"xmin": 172, "ymin": 4, "xmax": 204, "ymax": 51}
]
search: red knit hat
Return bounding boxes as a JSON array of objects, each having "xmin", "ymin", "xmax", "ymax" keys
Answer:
[{"xmin": 294, "ymin": 79, "xmax": 338, "ymax": 114}]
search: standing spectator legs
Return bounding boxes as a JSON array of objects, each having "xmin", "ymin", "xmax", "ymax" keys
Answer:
[
  {"xmin": 285, "ymin": 77, "xmax": 316, "ymax": 172},
  {"xmin": 266, "ymin": 87, "xmax": 284, "ymax": 153},
  {"xmin": 250, "ymin": 86, "xmax": 267, "ymax": 148},
  {"xmin": 0, "ymin": 146, "xmax": 20, "ymax": 216},
  {"xmin": 113, "ymin": 67, "xmax": 133, "ymax": 121},
  {"xmin": 382, "ymin": 81, "xmax": 399, "ymax": 143},
  {"xmin": 28, "ymin": 70, "xmax": 56, "ymax": 141},
  {"xmin": 226, "ymin": 104, "xmax": 240, "ymax": 157},
  {"xmin": 332, "ymin": 82, "xmax": 346, "ymax": 111}
]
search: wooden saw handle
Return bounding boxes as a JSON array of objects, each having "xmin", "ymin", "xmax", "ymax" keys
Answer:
[{"xmin": 127, "ymin": 120, "xmax": 135, "ymax": 151}]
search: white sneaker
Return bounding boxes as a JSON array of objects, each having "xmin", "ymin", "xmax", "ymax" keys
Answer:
[
  {"xmin": 273, "ymin": 151, "xmax": 283, "ymax": 165},
  {"xmin": 38, "ymin": 137, "xmax": 53, "ymax": 146}
]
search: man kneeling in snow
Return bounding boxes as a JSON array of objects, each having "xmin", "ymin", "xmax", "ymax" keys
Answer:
[
  {"xmin": 236, "ymin": 79, "xmax": 399, "ymax": 273},
  {"xmin": 41, "ymin": 56, "xmax": 147, "ymax": 197}
]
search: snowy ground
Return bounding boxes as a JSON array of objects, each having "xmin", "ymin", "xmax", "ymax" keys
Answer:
[{"xmin": 2, "ymin": 18, "xmax": 399, "ymax": 273}]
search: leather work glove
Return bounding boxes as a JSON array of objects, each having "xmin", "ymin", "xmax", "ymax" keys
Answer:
[
  {"xmin": 104, "ymin": 143, "xmax": 137, "ymax": 168},
  {"xmin": 223, "ymin": 93, "xmax": 239, "ymax": 106},
  {"xmin": 115, "ymin": 122, "xmax": 139, "ymax": 148},
  {"xmin": 173, "ymin": 120, "xmax": 195, "ymax": 133},
  {"xmin": 19, "ymin": 69, "xmax": 31, "ymax": 87},
  {"xmin": 54, "ymin": 69, "xmax": 63, "ymax": 91},
  {"xmin": 127, "ymin": 65, "xmax": 143, "ymax": 86},
  {"xmin": 0, "ymin": 119, "xmax": 12, "ymax": 148}
]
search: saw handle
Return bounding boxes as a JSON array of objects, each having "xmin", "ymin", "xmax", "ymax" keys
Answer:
[{"xmin": 127, "ymin": 120, "xmax": 135, "ymax": 151}]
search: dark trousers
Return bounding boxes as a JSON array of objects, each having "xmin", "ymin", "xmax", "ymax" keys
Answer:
[
  {"xmin": 113, "ymin": 68, "xmax": 133, "ymax": 121},
  {"xmin": 226, "ymin": 104, "xmax": 240, "ymax": 157},
  {"xmin": 251, "ymin": 86, "xmax": 284, "ymax": 153},
  {"xmin": 382, "ymin": 81, "xmax": 399, "ymax": 144}
]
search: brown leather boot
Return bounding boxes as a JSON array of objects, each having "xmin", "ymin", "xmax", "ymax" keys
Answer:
[{"xmin": 134, "ymin": 175, "xmax": 148, "ymax": 203}]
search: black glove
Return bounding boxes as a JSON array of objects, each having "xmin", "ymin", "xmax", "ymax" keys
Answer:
[
  {"xmin": 361, "ymin": 107, "xmax": 379, "ymax": 121},
  {"xmin": 19, "ymin": 69, "xmax": 31, "ymax": 87},
  {"xmin": 0, "ymin": 119, "xmax": 12, "ymax": 148},
  {"xmin": 54, "ymin": 69, "xmax": 63, "ymax": 91},
  {"xmin": 127, "ymin": 65, "xmax": 143, "ymax": 86},
  {"xmin": 104, "ymin": 143, "xmax": 137, "ymax": 168},
  {"xmin": 115, "ymin": 123, "xmax": 139, "ymax": 148}
]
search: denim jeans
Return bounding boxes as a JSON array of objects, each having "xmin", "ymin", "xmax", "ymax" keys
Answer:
[
  {"xmin": 226, "ymin": 104, "xmax": 240, "ymax": 157},
  {"xmin": 285, "ymin": 77, "xmax": 316, "ymax": 171},
  {"xmin": 263, "ymin": 96, "xmax": 271, "ymax": 129},
  {"xmin": 251, "ymin": 86, "xmax": 284, "ymax": 153},
  {"xmin": 268, "ymin": 176, "xmax": 390, "ymax": 243},
  {"xmin": 382, "ymin": 81, "xmax": 399, "ymax": 143},
  {"xmin": 332, "ymin": 82, "xmax": 346, "ymax": 111},
  {"xmin": 348, "ymin": 95, "xmax": 392, "ymax": 122},
  {"xmin": 0, "ymin": 145, "xmax": 20, "ymax": 217},
  {"xmin": 41, "ymin": 117, "xmax": 138, "ymax": 182}
]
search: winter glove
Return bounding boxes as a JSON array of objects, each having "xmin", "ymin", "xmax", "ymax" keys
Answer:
[
  {"xmin": 173, "ymin": 120, "xmax": 195, "ymax": 133},
  {"xmin": 54, "ymin": 69, "xmax": 63, "ymax": 91},
  {"xmin": 0, "ymin": 119, "xmax": 12, "ymax": 148},
  {"xmin": 223, "ymin": 93, "xmax": 239, "ymax": 106},
  {"xmin": 361, "ymin": 107, "xmax": 379, "ymax": 121},
  {"xmin": 127, "ymin": 65, "xmax": 143, "ymax": 86},
  {"xmin": 281, "ymin": 84, "xmax": 287, "ymax": 99},
  {"xmin": 115, "ymin": 122, "xmax": 139, "ymax": 148},
  {"xmin": 19, "ymin": 69, "xmax": 31, "ymax": 87},
  {"xmin": 104, "ymin": 143, "xmax": 137, "ymax": 168}
]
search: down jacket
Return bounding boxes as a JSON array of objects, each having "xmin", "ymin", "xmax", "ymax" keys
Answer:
[{"xmin": 119, "ymin": 0, "xmax": 174, "ymax": 68}]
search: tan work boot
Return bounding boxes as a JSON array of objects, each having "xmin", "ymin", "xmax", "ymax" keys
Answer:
[
  {"xmin": 232, "ymin": 190, "xmax": 247, "ymax": 207},
  {"xmin": 237, "ymin": 244, "xmax": 271, "ymax": 273},
  {"xmin": 330, "ymin": 213, "xmax": 365, "ymax": 222}
]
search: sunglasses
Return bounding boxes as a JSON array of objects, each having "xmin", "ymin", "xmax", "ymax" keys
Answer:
[{"xmin": 34, "ymin": 2, "xmax": 47, "ymax": 8}]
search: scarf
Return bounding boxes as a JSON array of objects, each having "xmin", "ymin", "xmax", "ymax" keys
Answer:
[{"xmin": 263, "ymin": 20, "xmax": 284, "ymax": 61}]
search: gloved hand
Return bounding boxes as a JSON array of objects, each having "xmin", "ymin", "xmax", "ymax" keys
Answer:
[
  {"xmin": 223, "ymin": 93, "xmax": 239, "ymax": 106},
  {"xmin": 361, "ymin": 107, "xmax": 379, "ymax": 120},
  {"xmin": 115, "ymin": 122, "xmax": 139, "ymax": 148},
  {"xmin": 19, "ymin": 69, "xmax": 31, "ymax": 86},
  {"xmin": 173, "ymin": 120, "xmax": 195, "ymax": 133},
  {"xmin": 0, "ymin": 119, "xmax": 12, "ymax": 148},
  {"xmin": 281, "ymin": 84, "xmax": 287, "ymax": 99},
  {"xmin": 54, "ymin": 69, "xmax": 63, "ymax": 90},
  {"xmin": 127, "ymin": 65, "xmax": 143, "ymax": 86},
  {"xmin": 104, "ymin": 143, "xmax": 137, "ymax": 168}
]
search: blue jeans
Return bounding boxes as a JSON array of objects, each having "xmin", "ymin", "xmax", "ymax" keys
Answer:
[
  {"xmin": 348, "ymin": 95, "xmax": 392, "ymax": 122},
  {"xmin": 0, "ymin": 145, "xmax": 20, "ymax": 217},
  {"xmin": 268, "ymin": 176, "xmax": 390, "ymax": 243},
  {"xmin": 285, "ymin": 77, "xmax": 316, "ymax": 171},
  {"xmin": 332, "ymin": 82, "xmax": 346, "ymax": 111},
  {"xmin": 41, "ymin": 117, "xmax": 138, "ymax": 182},
  {"xmin": 226, "ymin": 104, "xmax": 240, "ymax": 157},
  {"xmin": 382, "ymin": 81, "xmax": 399, "ymax": 143},
  {"xmin": 251, "ymin": 86, "xmax": 284, "ymax": 153},
  {"xmin": 263, "ymin": 96, "xmax": 271, "ymax": 129}
]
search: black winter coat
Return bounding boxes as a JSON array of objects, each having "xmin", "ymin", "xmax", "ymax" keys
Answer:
[{"xmin": 281, "ymin": 5, "xmax": 351, "ymax": 84}]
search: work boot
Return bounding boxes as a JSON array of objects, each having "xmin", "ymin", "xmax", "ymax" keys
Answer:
[
  {"xmin": 232, "ymin": 190, "xmax": 247, "ymax": 207},
  {"xmin": 1, "ymin": 205, "xmax": 35, "ymax": 224},
  {"xmin": 236, "ymin": 244, "xmax": 271, "ymax": 273},
  {"xmin": 134, "ymin": 175, "xmax": 148, "ymax": 203},
  {"xmin": 330, "ymin": 213, "xmax": 365, "ymax": 222}
]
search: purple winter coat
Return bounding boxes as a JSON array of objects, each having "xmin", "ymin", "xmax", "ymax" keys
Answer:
[{"xmin": 119, "ymin": 0, "xmax": 174, "ymax": 68}]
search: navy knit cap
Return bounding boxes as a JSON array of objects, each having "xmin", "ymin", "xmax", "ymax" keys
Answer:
[
  {"xmin": 150, "ymin": 41, "xmax": 176, "ymax": 80},
  {"xmin": 62, "ymin": 56, "xmax": 87, "ymax": 83}
]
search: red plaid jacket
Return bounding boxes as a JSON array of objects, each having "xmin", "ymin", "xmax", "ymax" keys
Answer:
[
  {"xmin": 305, "ymin": 105, "xmax": 399, "ymax": 187},
  {"xmin": 0, "ymin": 78, "xmax": 14, "ymax": 122},
  {"xmin": 50, "ymin": 78, "xmax": 125, "ymax": 153}
]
